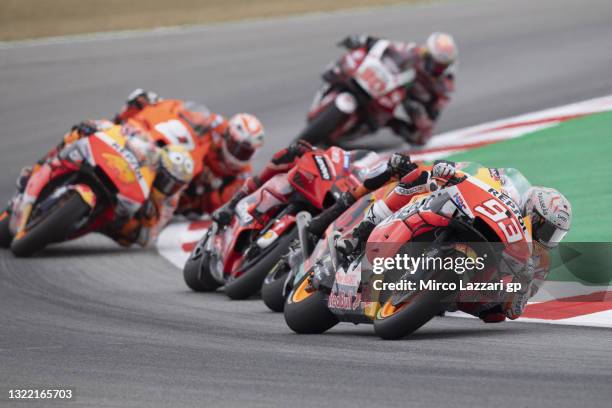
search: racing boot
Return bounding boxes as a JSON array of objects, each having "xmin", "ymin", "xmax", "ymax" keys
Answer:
[{"xmin": 307, "ymin": 192, "xmax": 356, "ymax": 238}]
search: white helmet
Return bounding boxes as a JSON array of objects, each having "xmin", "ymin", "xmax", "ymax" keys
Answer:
[
  {"xmin": 426, "ymin": 32, "xmax": 458, "ymax": 76},
  {"xmin": 222, "ymin": 113, "xmax": 264, "ymax": 170},
  {"xmin": 523, "ymin": 187, "xmax": 572, "ymax": 248}
]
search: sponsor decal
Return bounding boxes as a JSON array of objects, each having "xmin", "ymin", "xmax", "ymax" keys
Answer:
[
  {"xmin": 395, "ymin": 184, "xmax": 427, "ymax": 197},
  {"xmin": 331, "ymin": 149, "xmax": 341, "ymax": 164},
  {"xmin": 102, "ymin": 153, "xmax": 136, "ymax": 184},
  {"xmin": 329, "ymin": 291, "xmax": 362, "ymax": 310},
  {"xmin": 489, "ymin": 168, "xmax": 501, "ymax": 181},
  {"xmin": 452, "ymin": 192, "xmax": 467, "ymax": 210},
  {"xmin": 314, "ymin": 155, "xmax": 331, "ymax": 180},
  {"xmin": 486, "ymin": 187, "xmax": 528, "ymax": 234}
]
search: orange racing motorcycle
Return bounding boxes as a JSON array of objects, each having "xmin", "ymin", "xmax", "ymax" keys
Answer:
[{"xmin": 0, "ymin": 125, "xmax": 157, "ymax": 257}]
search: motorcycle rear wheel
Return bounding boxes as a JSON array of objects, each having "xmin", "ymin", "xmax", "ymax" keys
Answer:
[
  {"xmin": 296, "ymin": 102, "xmax": 349, "ymax": 146},
  {"xmin": 10, "ymin": 193, "xmax": 91, "ymax": 257},
  {"xmin": 224, "ymin": 228, "xmax": 298, "ymax": 300},
  {"xmin": 183, "ymin": 235, "xmax": 221, "ymax": 292},
  {"xmin": 283, "ymin": 273, "xmax": 338, "ymax": 334}
]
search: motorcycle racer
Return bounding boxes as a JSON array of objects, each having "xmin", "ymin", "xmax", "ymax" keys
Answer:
[
  {"xmin": 114, "ymin": 89, "xmax": 264, "ymax": 216},
  {"xmin": 213, "ymin": 140, "xmax": 419, "ymax": 239},
  {"xmin": 4, "ymin": 119, "xmax": 195, "ymax": 248},
  {"xmin": 335, "ymin": 160, "xmax": 572, "ymax": 322},
  {"xmin": 323, "ymin": 32, "xmax": 458, "ymax": 145}
]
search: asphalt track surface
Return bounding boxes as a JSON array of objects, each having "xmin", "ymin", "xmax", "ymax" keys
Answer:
[{"xmin": 1, "ymin": 0, "xmax": 612, "ymax": 406}]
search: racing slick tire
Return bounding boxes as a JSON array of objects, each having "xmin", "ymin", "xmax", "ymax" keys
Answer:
[
  {"xmin": 373, "ymin": 271, "xmax": 460, "ymax": 340},
  {"xmin": 10, "ymin": 193, "xmax": 91, "ymax": 257},
  {"xmin": 183, "ymin": 234, "xmax": 221, "ymax": 292},
  {"xmin": 296, "ymin": 102, "xmax": 350, "ymax": 146},
  {"xmin": 284, "ymin": 273, "xmax": 338, "ymax": 334},
  {"xmin": 0, "ymin": 210, "xmax": 12, "ymax": 248},
  {"xmin": 224, "ymin": 228, "xmax": 298, "ymax": 300},
  {"xmin": 261, "ymin": 260, "xmax": 291, "ymax": 312}
]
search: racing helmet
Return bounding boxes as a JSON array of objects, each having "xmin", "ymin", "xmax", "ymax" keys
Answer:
[
  {"xmin": 222, "ymin": 113, "xmax": 264, "ymax": 170},
  {"xmin": 154, "ymin": 145, "xmax": 195, "ymax": 196},
  {"xmin": 425, "ymin": 32, "xmax": 458, "ymax": 76},
  {"xmin": 523, "ymin": 187, "xmax": 572, "ymax": 248}
]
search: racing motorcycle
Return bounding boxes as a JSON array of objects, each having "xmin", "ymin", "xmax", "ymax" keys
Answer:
[
  {"xmin": 261, "ymin": 181, "xmax": 398, "ymax": 312},
  {"xmin": 283, "ymin": 170, "xmax": 532, "ymax": 339},
  {"xmin": 182, "ymin": 147, "xmax": 382, "ymax": 300},
  {"xmin": 0, "ymin": 125, "xmax": 157, "ymax": 257},
  {"xmin": 297, "ymin": 39, "xmax": 417, "ymax": 146}
]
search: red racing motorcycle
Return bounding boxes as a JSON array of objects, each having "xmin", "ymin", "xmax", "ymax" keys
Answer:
[
  {"xmin": 283, "ymin": 171, "xmax": 532, "ymax": 339},
  {"xmin": 261, "ymin": 181, "xmax": 399, "ymax": 312},
  {"xmin": 297, "ymin": 40, "xmax": 417, "ymax": 146},
  {"xmin": 182, "ymin": 147, "xmax": 383, "ymax": 300}
]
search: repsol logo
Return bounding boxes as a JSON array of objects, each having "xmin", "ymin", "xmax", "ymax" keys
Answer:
[{"xmin": 314, "ymin": 155, "xmax": 331, "ymax": 180}]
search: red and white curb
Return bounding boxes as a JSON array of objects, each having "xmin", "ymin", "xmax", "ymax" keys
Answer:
[
  {"xmin": 158, "ymin": 94, "xmax": 612, "ymax": 328},
  {"xmin": 409, "ymin": 93, "xmax": 612, "ymax": 161}
]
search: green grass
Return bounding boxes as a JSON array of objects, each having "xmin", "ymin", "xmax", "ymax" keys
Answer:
[
  {"xmin": 448, "ymin": 111, "xmax": 612, "ymax": 242},
  {"xmin": 447, "ymin": 111, "xmax": 612, "ymax": 284}
]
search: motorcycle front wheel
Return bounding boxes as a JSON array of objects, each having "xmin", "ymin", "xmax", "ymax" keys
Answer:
[
  {"xmin": 224, "ymin": 228, "xmax": 298, "ymax": 300},
  {"xmin": 10, "ymin": 193, "xmax": 91, "ymax": 257},
  {"xmin": 283, "ymin": 273, "xmax": 338, "ymax": 334},
  {"xmin": 183, "ymin": 233, "xmax": 221, "ymax": 292},
  {"xmin": 373, "ymin": 270, "xmax": 460, "ymax": 340},
  {"xmin": 261, "ymin": 259, "xmax": 292, "ymax": 312}
]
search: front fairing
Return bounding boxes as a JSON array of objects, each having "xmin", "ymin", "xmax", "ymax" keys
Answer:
[
  {"xmin": 289, "ymin": 149, "xmax": 365, "ymax": 210},
  {"xmin": 86, "ymin": 127, "xmax": 156, "ymax": 214}
]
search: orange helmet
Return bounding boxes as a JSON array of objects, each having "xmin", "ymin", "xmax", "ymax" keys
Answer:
[{"xmin": 222, "ymin": 113, "xmax": 264, "ymax": 169}]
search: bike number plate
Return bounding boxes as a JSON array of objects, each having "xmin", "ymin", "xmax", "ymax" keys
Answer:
[{"xmin": 355, "ymin": 57, "xmax": 395, "ymax": 98}]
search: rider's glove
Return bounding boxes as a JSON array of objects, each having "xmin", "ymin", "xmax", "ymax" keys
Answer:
[
  {"xmin": 212, "ymin": 190, "xmax": 248, "ymax": 226},
  {"xmin": 388, "ymin": 153, "xmax": 416, "ymax": 177},
  {"xmin": 16, "ymin": 166, "xmax": 33, "ymax": 193},
  {"xmin": 212, "ymin": 205, "xmax": 233, "ymax": 227},
  {"xmin": 431, "ymin": 161, "xmax": 456, "ymax": 179},
  {"xmin": 288, "ymin": 140, "xmax": 313, "ymax": 157}
]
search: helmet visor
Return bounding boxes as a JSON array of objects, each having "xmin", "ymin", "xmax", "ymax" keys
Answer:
[
  {"xmin": 426, "ymin": 56, "xmax": 450, "ymax": 77},
  {"xmin": 532, "ymin": 211, "xmax": 568, "ymax": 248},
  {"xmin": 225, "ymin": 133, "xmax": 255, "ymax": 162},
  {"xmin": 154, "ymin": 166, "xmax": 183, "ymax": 196}
]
